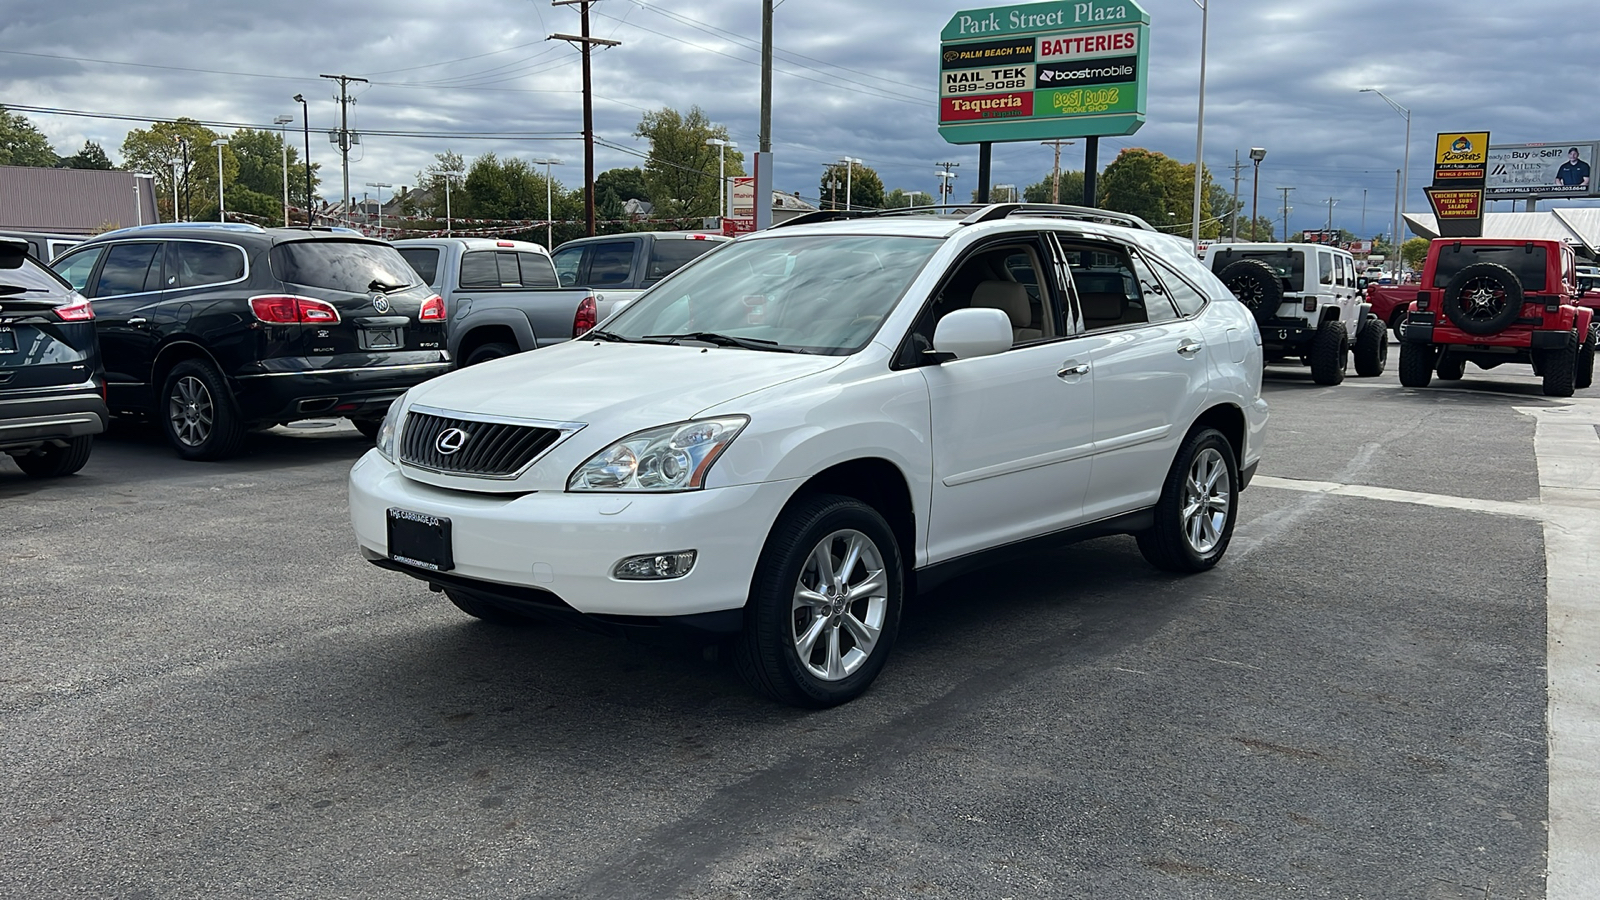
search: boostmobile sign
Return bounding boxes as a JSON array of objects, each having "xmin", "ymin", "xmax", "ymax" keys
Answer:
[{"xmin": 939, "ymin": 0, "xmax": 1149, "ymax": 145}]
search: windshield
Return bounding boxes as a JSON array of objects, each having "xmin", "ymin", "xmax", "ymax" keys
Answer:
[
  {"xmin": 1210, "ymin": 249, "xmax": 1305, "ymax": 293},
  {"xmin": 1432, "ymin": 244, "xmax": 1548, "ymax": 292},
  {"xmin": 598, "ymin": 234, "xmax": 941, "ymax": 355}
]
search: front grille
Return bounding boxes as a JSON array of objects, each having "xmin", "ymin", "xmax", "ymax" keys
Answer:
[{"xmin": 400, "ymin": 411, "xmax": 562, "ymax": 477}]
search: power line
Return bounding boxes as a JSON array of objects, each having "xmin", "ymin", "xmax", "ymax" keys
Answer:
[{"xmin": 4, "ymin": 103, "xmax": 580, "ymax": 140}]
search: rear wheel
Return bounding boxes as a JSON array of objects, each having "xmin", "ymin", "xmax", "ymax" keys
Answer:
[
  {"xmin": 1389, "ymin": 310, "xmax": 1409, "ymax": 342},
  {"xmin": 1398, "ymin": 341, "xmax": 1435, "ymax": 388},
  {"xmin": 1136, "ymin": 428, "xmax": 1239, "ymax": 573},
  {"xmin": 464, "ymin": 342, "xmax": 517, "ymax": 367},
  {"xmin": 1309, "ymin": 319, "xmax": 1348, "ymax": 385},
  {"xmin": 1543, "ymin": 342, "xmax": 1577, "ymax": 398},
  {"xmin": 1353, "ymin": 316, "xmax": 1389, "ymax": 377},
  {"xmin": 162, "ymin": 359, "xmax": 246, "ymax": 461},
  {"xmin": 735, "ymin": 494, "xmax": 903, "ymax": 708},
  {"xmin": 1576, "ymin": 326, "xmax": 1596, "ymax": 390},
  {"xmin": 12, "ymin": 435, "xmax": 94, "ymax": 478},
  {"xmin": 1436, "ymin": 354, "xmax": 1466, "ymax": 381}
]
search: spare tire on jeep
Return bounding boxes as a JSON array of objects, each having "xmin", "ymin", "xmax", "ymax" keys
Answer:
[
  {"xmin": 1442, "ymin": 262, "xmax": 1524, "ymax": 335},
  {"xmin": 1217, "ymin": 259, "xmax": 1283, "ymax": 325}
]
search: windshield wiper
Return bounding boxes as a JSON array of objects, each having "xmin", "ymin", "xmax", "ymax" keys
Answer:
[
  {"xmin": 586, "ymin": 330, "xmax": 633, "ymax": 342},
  {"xmin": 368, "ymin": 279, "xmax": 411, "ymax": 294},
  {"xmin": 641, "ymin": 332, "xmax": 801, "ymax": 353}
]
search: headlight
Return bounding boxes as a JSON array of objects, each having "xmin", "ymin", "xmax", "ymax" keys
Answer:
[
  {"xmin": 568, "ymin": 416, "xmax": 748, "ymax": 492},
  {"xmin": 376, "ymin": 396, "xmax": 405, "ymax": 462}
]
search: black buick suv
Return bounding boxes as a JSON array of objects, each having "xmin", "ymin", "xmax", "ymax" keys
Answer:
[
  {"xmin": 0, "ymin": 237, "xmax": 109, "ymax": 478},
  {"xmin": 50, "ymin": 223, "xmax": 450, "ymax": 460}
]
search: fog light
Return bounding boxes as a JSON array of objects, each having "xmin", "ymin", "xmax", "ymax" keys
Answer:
[{"xmin": 613, "ymin": 550, "xmax": 697, "ymax": 580}]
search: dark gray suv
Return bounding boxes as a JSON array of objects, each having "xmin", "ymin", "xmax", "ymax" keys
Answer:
[{"xmin": 0, "ymin": 238, "xmax": 109, "ymax": 478}]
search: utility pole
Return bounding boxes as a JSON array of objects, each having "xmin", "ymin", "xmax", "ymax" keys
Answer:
[
  {"xmin": 320, "ymin": 73, "xmax": 368, "ymax": 226},
  {"xmin": 1324, "ymin": 196, "xmax": 1339, "ymax": 241},
  {"xmin": 935, "ymin": 161, "xmax": 959, "ymax": 203},
  {"xmin": 1361, "ymin": 188, "xmax": 1368, "ymax": 234},
  {"xmin": 1040, "ymin": 141, "xmax": 1073, "ymax": 204},
  {"xmin": 756, "ymin": 0, "xmax": 774, "ymax": 231},
  {"xmin": 551, "ymin": 0, "xmax": 620, "ymax": 238},
  {"xmin": 1229, "ymin": 150, "xmax": 1245, "ymax": 241},
  {"xmin": 1278, "ymin": 186, "xmax": 1294, "ymax": 243},
  {"xmin": 176, "ymin": 136, "xmax": 190, "ymax": 221}
]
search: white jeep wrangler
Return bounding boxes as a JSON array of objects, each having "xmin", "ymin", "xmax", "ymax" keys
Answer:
[{"xmin": 1204, "ymin": 242, "xmax": 1388, "ymax": 384}]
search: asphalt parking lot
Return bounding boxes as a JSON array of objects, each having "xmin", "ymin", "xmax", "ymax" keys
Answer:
[{"xmin": 3, "ymin": 365, "xmax": 1596, "ymax": 899}]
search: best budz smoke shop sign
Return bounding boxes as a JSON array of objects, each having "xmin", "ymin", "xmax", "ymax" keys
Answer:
[{"xmin": 939, "ymin": 0, "xmax": 1149, "ymax": 144}]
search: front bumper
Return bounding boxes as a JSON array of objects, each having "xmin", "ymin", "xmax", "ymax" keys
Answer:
[
  {"xmin": 0, "ymin": 381, "xmax": 109, "ymax": 451},
  {"xmin": 349, "ymin": 450, "xmax": 799, "ymax": 619}
]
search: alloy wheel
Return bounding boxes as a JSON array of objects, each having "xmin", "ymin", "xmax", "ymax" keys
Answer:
[
  {"xmin": 791, "ymin": 529, "xmax": 888, "ymax": 682},
  {"xmin": 169, "ymin": 375, "xmax": 214, "ymax": 447},
  {"xmin": 1182, "ymin": 447, "xmax": 1231, "ymax": 554}
]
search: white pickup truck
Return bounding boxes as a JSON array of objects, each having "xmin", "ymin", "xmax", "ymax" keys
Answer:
[{"xmin": 396, "ymin": 233, "xmax": 728, "ymax": 367}]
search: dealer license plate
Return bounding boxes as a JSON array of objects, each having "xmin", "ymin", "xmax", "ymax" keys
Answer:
[
  {"xmin": 0, "ymin": 328, "xmax": 15, "ymax": 353},
  {"xmin": 386, "ymin": 508, "xmax": 453, "ymax": 571},
  {"xmin": 361, "ymin": 327, "xmax": 402, "ymax": 351}
]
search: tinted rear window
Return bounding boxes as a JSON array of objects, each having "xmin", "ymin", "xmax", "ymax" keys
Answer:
[
  {"xmin": 0, "ymin": 254, "xmax": 73, "ymax": 296},
  {"xmin": 1432, "ymin": 245, "xmax": 1548, "ymax": 292},
  {"xmin": 1211, "ymin": 249, "xmax": 1305, "ymax": 293},
  {"xmin": 171, "ymin": 241, "xmax": 245, "ymax": 289},
  {"xmin": 270, "ymin": 240, "xmax": 418, "ymax": 293},
  {"xmin": 517, "ymin": 252, "xmax": 557, "ymax": 288},
  {"xmin": 398, "ymin": 247, "xmax": 441, "ymax": 287},
  {"xmin": 586, "ymin": 242, "xmax": 635, "ymax": 286},
  {"xmin": 644, "ymin": 239, "xmax": 718, "ymax": 285},
  {"xmin": 96, "ymin": 242, "xmax": 162, "ymax": 297}
]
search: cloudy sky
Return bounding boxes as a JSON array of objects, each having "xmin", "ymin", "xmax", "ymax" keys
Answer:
[{"xmin": 2, "ymin": 0, "xmax": 1594, "ymax": 238}]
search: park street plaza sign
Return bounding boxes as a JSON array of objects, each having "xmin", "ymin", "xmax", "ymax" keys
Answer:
[{"xmin": 939, "ymin": 0, "xmax": 1149, "ymax": 145}]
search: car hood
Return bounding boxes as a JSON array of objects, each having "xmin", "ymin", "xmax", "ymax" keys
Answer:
[{"xmin": 400, "ymin": 340, "xmax": 846, "ymax": 492}]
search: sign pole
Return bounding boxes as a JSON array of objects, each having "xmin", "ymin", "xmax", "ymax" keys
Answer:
[
  {"xmin": 978, "ymin": 142, "xmax": 992, "ymax": 203},
  {"xmin": 1083, "ymin": 136, "xmax": 1099, "ymax": 207}
]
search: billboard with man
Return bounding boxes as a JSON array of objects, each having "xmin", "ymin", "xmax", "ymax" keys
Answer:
[{"xmin": 1486, "ymin": 142, "xmax": 1600, "ymax": 199}]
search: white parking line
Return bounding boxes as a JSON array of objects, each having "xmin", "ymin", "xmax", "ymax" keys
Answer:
[{"xmin": 1251, "ymin": 399, "xmax": 1600, "ymax": 895}]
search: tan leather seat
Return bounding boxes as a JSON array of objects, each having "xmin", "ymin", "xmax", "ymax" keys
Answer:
[
  {"xmin": 972, "ymin": 280, "xmax": 1041, "ymax": 343},
  {"xmin": 1080, "ymin": 292, "xmax": 1127, "ymax": 329}
]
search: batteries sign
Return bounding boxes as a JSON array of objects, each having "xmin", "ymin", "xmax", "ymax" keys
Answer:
[{"xmin": 939, "ymin": 1, "xmax": 1149, "ymax": 145}]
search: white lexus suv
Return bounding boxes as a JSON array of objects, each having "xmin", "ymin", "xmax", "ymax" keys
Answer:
[{"xmin": 349, "ymin": 204, "xmax": 1269, "ymax": 707}]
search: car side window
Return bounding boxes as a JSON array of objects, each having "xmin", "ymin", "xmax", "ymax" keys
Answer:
[
  {"xmin": 398, "ymin": 247, "xmax": 441, "ymax": 288},
  {"xmin": 906, "ymin": 238, "xmax": 1058, "ymax": 360},
  {"xmin": 516, "ymin": 252, "xmax": 558, "ymax": 288},
  {"xmin": 94, "ymin": 242, "xmax": 162, "ymax": 298},
  {"xmin": 170, "ymin": 241, "xmax": 245, "ymax": 289},
  {"xmin": 1127, "ymin": 251, "xmax": 1181, "ymax": 324},
  {"xmin": 551, "ymin": 246, "xmax": 582, "ymax": 287},
  {"xmin": 459, "ymin": 251, "xmax": 501, "ymax": 290},
  {"xmin": 1058, "ymin": 241, "xmax": 1149, "ymax": 332},
  {"xmin": 51, "ymin": 246, "xmax": 105, "ymax": 293},
  {"xmin": 1318, "ymin": 250, "xmax": 1335, "ymax": 286},
  {"xmin": 585, "ymin": 242, "xmax": 636, "ymax": 286},
  {"xmin": 1150, "ymin": 259, "xmax": 1210, "ymax": 316},
  {"xmin": 644, "ymin": 240, "xmax": 715, "ymax": 286}
]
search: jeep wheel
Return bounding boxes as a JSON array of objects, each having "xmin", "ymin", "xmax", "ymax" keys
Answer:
[
  {"xmin": 1398, "ymin": 341, "xmax": 1435, "ymax": 388},
  {"xmin": 1543, "ymin": 342, "xmax": 1577, "ymax": 398},
  {"xmin": 1353, "ymin": 316, "xmax": 1389, "ymax": 377},
  {"xmin": 1136, "ymin": 428, "xmax": 1239, "ymax": 573},
  {"xmin": 1436, "ymin": 353, "xmax": 1465, "ymax": 381},
  {"xmin": 1576, "ymin": 326, "xmax": 1597, "ymax": 390},
  {"xmin": 1442, "ymin": 262, "xmax": 1524, "ymax": 335},
  {"xmin": 735, "ymin": 494, "xmax": 903, "ymax": 708},
  {"xmin": 1309, "ymin": 319, "xmax": 1348, "ymax": 385},
  {"xmin": 1217, "ymin": 259, "xmax": 1284, "ymax": 326}
]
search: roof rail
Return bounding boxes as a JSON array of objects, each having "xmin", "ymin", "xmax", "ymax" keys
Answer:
[
  {"xmin": 957, "ymin": 203, "xmax": 1157, "ymax": 231},
  {"xmin": 99, "ymin": 221, "xmax": 268, "ymax": 239},
  {"xmin": 768, "ymin": 209, "xmax": 875, "ymax": 230},
  {"xmin": 282, "ymin": 225, "xmax": 365, "ymax": 235}
]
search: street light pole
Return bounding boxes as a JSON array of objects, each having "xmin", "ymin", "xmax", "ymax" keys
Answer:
[
  {"xmin": 531, "ymin": 158, "xmax": 564, "ymax": 248},
  {"xmin": 211, "ymin": 138, "xmax": 229, "ymax": 222},
  {"xmin": 133, "ymin": 173, "xmax": 155, "ymax": 226},
  {"xmin": 293, "ymin": 94, "xmax": 312, "ymax": 225},
  {"xmin": 274, "ymin": 115, "xmax": 293, "ymax": 226},
  {"xmin": 443, "ymin": 174, "xmax": 457, "ymax": 237},
  {"xmin": 1249, "ymin": 147, "xmax": 1266, "ymax": 241},
  {"xmin": 839, "ymin": 157, "xmax": 862, "ymax": 210},
  {"xmin": 1361, "ymin": 88, "xmax": 1411, "ymax": 277},
  {"xmin": 706, "ymin": 138, "xmax": 736, "ymax": 221},
  {"xmin": 364, "ymin": 182, "xmax": 392, "ymax": 234},
  {"xmin": 1190, "ymin": 0, "xmax": 1208, "ymax": 255}
]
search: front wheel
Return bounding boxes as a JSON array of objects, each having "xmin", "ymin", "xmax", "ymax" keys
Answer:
[
  {"xmin": 735, "ymin": 495, "xmax": 903, "ymax": 708},
  {"xmin": 463, "ymin": 342, "xmax": 517, "ymax": 367},
  {"xmin": 12, "ymin": 435, "xmax": 94, "ymax": 478},
  {"xmin": 1397, "ymin": 341, "xmax": 1435, "ymax": 388},
  {"xmin": 1136, "ymin": 428, "xmax": 1239, "ymax": 574},
  {"xmin": 1353, "ymin": 316, "xmax": 1389, "ymax": 377},
  {"xmin": 162, "ymin": 359, "xmax": 246, "ymax": 460}
]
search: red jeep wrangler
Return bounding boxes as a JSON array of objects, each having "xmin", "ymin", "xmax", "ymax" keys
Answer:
[{"xmin": 1397, "ymin": 238, "xmax": 1597, "ymax": 397}]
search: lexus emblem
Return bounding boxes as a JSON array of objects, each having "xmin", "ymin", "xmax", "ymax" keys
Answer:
[
  {"xmin": 371, "ymin": 294, "xmax": 391, "ymax": 314},
  {"xmin": 435, "ymin": 427, "xmax": 469, "ymax": 456}
]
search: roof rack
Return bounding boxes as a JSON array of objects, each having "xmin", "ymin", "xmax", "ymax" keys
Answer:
[
  {"xmin": 99, "ymin": 221, "xmax": 267, "ymax": 238},
  {"xmin": 767, "ymin": 203, "xmax": 1155, "ymax": 232},
  {"xmin": 280, "ymin": 225, "xmax": 364, "ymax": 234}
]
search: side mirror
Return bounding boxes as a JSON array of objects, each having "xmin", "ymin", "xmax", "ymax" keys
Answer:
[{"xmin": 932, "ymin": 307, "xmax": 1013, "ymax": 360}]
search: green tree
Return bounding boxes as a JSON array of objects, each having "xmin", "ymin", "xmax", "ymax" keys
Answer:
[
  {"xmin": 634, "ymin": 106, "xmax": 743, "ymax": 219},
  {"xmin": 1401, "ymin": 236, "xmax": 1429, "ymax": 270},
  {"xmin": 61, "ymin": 141, "xmax": 114, "ymax": 170},
  {"xmin": 121, "ymin": 118, "xmax": 222, "ymax": 222},
  {"xmin": 595, "ymin": 167, "xmax": 649, "ymax": 207},
  {"xmin": 1099, "ymin": 148, "xmax": 1227, "ymax": 238},
  {"xmin": 820, "ymin": 162, "xmax": 884, "ymax": 210},
  {"xmin": 0, "ymin": 109, "xmax": 59, "ymax": 167},
  {"xmin": 222, "ymin": 128, "xmax": 317, "ymax": 224},
  {"xmin": 412, "ymin": 150, "xmax": 468, "ymax": 221},
  {"xmin": 1024, "ymin": 170, "xmax": 1086, "ymax": 205},
  {"xmin": 884, "ymin": 188, "xmax": 935, "ymax": 208}
]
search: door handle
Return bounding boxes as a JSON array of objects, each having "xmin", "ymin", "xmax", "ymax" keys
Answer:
[
  {"xmin": 1177, "ymin": 339, "xmax": 1203, "ymax": 357},
  {"xmin": 1057, "ymin": 363, "xmax": 1090, "ymax": 378},
  {"xmin": 127, "ymin": 317, "xmax": 148, "ymax": 326}
]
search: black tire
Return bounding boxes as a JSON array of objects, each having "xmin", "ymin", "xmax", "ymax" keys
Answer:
[
  {"xmin": 463, "ymin": 342, "xmax": 517, "ymax": 367},
  {"xmin": 351, "ymin": 417, "xmax": 383, "ymax": 440},
  {"xmin": 1442, "ymin": 262, "xmax": 1524, "ymax": 335},
  {"xmin": 1542, "ymin": 342, "xmax": 1576, "ymax": 398},
  {"xmin": 1308, "ymin": 319, "xmax": 1348, "ymax": 386},
  {"xmin": 1217, "ymin": 259, "xmax": 1284, "ymax": 326},
  {"xmin": 1436, "ymin": 353, "xmax": 1466, "ymax": 381},
  {"xmin": 1576, "ymin": 326, "xmax": 1596, "ymax": 390},
  {"xmin": 444, "ymin": 588, "xmax": 543, "ymax": 626},
  {"xmin": 12, "ymin": 435, "xmax": 94, "ymax": 478},
  {"xmin": 1397, "ymin": 341, "xmax": 1435, "ymax": 388},
  {"xmin": 1389, "ymin": 309, "xmax": 1409, "ymax": 342},
  {"xmin": 1136, "ymin": 428, "xmax": 1240, "ymax": 574},
  {"xmin": 734, "ymin": 494, "xmax": 903, "ymax": 708},
  {"xmin": 161, "ymin": 358, "xmax": 246, "ymax": 461},
  {"xmin": 1353, "ymin": 316, "xmax": 1389, "ymax": 377}
]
